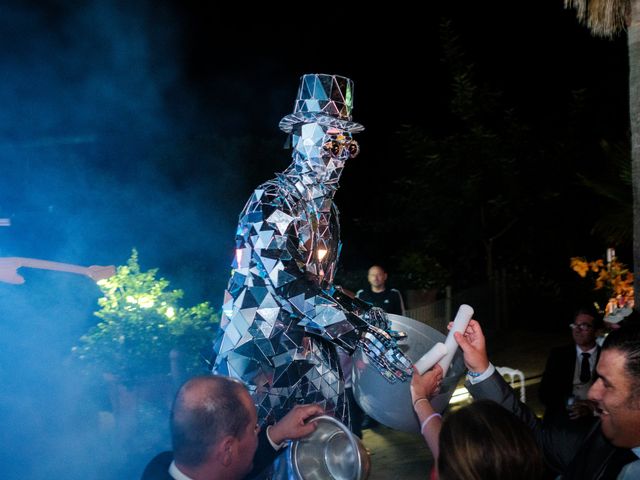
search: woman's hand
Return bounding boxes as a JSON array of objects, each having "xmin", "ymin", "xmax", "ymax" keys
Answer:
[{"xmin": 410, "ymin": 364, "xmax": 443, "ymax": 403}]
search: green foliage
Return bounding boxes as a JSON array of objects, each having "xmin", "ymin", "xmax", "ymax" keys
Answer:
[
  {"xmin": 392, "ymin": 24, "xmax": 539, "ymax": 286},
  {"xmin": 577, "ymin": 139, "xmax": 632, "ymax": 245},
  {"xmin": 73, "ymin": 250, "xmax": 218, "ymax": 385},
  {"xmin": 396, "ymin": 252, "xmax": 449, "ymax": 290},
  {"xmin": 385, "ymin": 19, "xmax": 610, "ymax": 294}
]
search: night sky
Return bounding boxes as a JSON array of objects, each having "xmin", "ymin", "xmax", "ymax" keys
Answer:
[
  {"xmin": 0, "ymin": 1, "xmax": 629, "ymax": 291},
  {"xmin": 0, "ymin": 1, "xmax": 632, "ymax": 478}
]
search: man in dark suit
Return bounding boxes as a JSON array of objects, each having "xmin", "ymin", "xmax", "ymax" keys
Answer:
[
  {"xmin": 141, "ymin": 375, "xmax": 322, "ymax": 480},
  {"xmin": 539, "ymin": 307, "xmax": 603, "ymax": 425},
  {"xmin": 452, "ymin": 319, "xmax": 640, "ymax": 480}
]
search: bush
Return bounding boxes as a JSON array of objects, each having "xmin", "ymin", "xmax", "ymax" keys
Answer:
[{"xmin": 73, "ymin": 250, "xmax": 218, "ymax": 386}]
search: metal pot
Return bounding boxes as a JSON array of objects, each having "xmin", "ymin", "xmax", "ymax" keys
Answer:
[
  {"xmin": 289, "ymin": 415, "xmax": 370, "ymax": 480},
  {"xmin": 352, "ymin": 313, "xmax": 466, "ymax": 433}
]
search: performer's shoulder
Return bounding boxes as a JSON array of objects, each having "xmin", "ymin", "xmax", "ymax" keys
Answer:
[
  {"xmin": 241, "ymin": 179, "xmax": 296, "ymax": 212},
  {"xmin": 251, "ymin": 179, "xmax": 282, "ymax": 198}
]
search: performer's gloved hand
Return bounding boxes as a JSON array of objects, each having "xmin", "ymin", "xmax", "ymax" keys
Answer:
[
  {"xmin": 360, "ymin": 324, "xmax": 413, "ymax": 383},
  {"xmin": 362, "ymin": 307, "xmax": 407, "ymax": 341},
  {"xmin": 363, "ymin": 307, "xmax": 390, "ymax": 330}
]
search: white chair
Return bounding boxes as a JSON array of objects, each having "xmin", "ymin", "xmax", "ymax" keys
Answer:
[{"xmin": 496, "ymin": 366, "xmax": 526, "ymax": 403}]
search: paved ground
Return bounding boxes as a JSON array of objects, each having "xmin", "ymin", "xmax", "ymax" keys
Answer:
[{"xmin": 361, "ymin": 327, "xmax": 569, "ymax": 479}]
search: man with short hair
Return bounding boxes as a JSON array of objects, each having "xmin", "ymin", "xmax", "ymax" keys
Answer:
[
  {"xmin": 539, "ymin": 307, "xmax": 603, "ymax": 424},
  {"xmin": 141, "ymin": 376, "xmax": 323, "ymax": 480},
  {"xmin": 356, "ymin": 265, "xmax": 405, "ymax": 315},
  {"xmin": 453, "ymin": 320, "xmax": 640, "ymax": 480}
]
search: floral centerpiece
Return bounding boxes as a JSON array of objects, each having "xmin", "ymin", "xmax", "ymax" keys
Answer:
[{"xmin": 570, "ymin": 252, "xmax": 634, "ymax": 324}]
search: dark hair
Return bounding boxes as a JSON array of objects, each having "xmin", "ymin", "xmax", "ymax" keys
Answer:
[
  {"xmin": 602, "ymin": 323, "xmax": 640, "ymax": 394},
  {"xmin": 438, "ymin": 400, "xmax": 543, "ymax": 480},
  {"xmin": 171, "ymin": 376, "xmax": 252, "ymax": 466},
  {"xmin": 574, "ymin": 306, "xmax": 604, "ymax": 329},
  {"xmin": 617, "ymin": 308, "xmax": 640, "ymax": 328}
]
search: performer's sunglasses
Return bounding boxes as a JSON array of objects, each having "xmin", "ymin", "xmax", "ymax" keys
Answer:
[{"xmin": 323, "ymin": 139, "xmax": 360, "ymax": 158}]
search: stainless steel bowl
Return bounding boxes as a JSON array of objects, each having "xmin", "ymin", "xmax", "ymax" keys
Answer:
[
  {"xmin": 352, "ymin": 313, "xmax": 466, "ymax": 433},
  {"xmin": 289, "ymin": 415, "xmax": 370, "ymax": 480}
]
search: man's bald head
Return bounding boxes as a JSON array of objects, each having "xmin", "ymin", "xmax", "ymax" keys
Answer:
[{"xmin": 171, "ymin": 376, "xmax": 253, "ymax": 467}]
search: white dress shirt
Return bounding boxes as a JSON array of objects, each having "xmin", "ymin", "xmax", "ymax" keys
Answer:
[
  {"xmin": 572, "ymin": 344, "xmax": 598, "ymax": 400},
  {"xmin": 616, "ymin": 446, "xmax": 640, "ymax": 479}
]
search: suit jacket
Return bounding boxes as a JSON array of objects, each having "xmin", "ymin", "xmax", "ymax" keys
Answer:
[
  {"xmin": 467, "ymin": 371, "xmax": 635, "ymax": 480},
  {"xmin": 141, "ymin": 451, "xmax": 173, "ymax": 480},
  {"xmin": 140, "ymin": 430, "xmax": 279, "ymax": 480},
  {"xmin": 539, "ymin": 344, "xmax": 601, "ymax": 421}
]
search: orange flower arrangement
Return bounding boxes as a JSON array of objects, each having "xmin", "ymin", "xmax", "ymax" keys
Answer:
[{"xmin": 570, "ymin": 255, "xmax": 634, "ymax": 323}]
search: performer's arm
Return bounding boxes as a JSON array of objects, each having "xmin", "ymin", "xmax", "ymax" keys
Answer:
[{"xmin": 232, "ymin": 184, "xmax": 410, "ymax": 380}]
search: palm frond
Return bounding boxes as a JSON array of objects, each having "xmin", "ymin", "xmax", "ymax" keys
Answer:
[{"xmin": 565, "ymin": 0, "xmax": 629, "ymax": 37}]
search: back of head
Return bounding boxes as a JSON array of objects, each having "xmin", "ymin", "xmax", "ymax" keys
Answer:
[
  {"xmin": 438, "ymin": 400, "xmax": 543, "ymax": 480},
  {"xmin": 171, "ymin": 375, "xmax": 251, "ymax": 467},
  {"xmin": 617, "ymin": 308, "xmax": 640, "ymax": 329}
]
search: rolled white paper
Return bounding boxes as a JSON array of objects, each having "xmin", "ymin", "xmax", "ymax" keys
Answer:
[
  {"xmin": 437, "ymin": 304, "xmax": 474, "ymax": 374},
  {"xmin": 414, "ymin": 342, "xmax": 448, "ymax": 374}
]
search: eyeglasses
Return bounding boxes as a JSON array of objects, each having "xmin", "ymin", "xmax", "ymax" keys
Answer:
[
  {"xmin": 322, "ymin": 139, "xmax": 360, "ymax": 158},
  {"xmin": 570, "ymin": 323, "xmax": 594, "ymax": 331}
]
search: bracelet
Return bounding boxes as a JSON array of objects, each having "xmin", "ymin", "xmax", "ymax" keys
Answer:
[
  {"xmin": 420, "ymin": 413, "xmax": 442, "ymax": 433},
  {"xmin": 467, "ymin": 370, "xmax": 482, "ymax": 378},
  {"xmin": 413, "ymin": 397, "xmax": 428, "ymax": 409}
]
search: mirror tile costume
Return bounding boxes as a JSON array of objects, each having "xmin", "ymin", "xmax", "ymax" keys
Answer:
[{"xmin": 211, "ymin": 74, "xmax": 411, "ymax": 427}]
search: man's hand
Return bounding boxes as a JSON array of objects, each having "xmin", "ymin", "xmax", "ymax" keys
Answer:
[
  {"xmin": 568, "ymin": 399, "xmax": 597, "ymax": 420},
  {"xmin": 450, "ymin": 319, "xmax": 490, "ymax": 373},
  {"xmin": 268, "ymin": 404, "xmax": 324, "ymax": 445},
  {"xmin": 410, "ymin": 364, "xmax": 443, "ymax": 402}
]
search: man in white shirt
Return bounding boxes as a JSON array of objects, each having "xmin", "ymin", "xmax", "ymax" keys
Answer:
[
  {"xmin": 141, "ymin": 375, "xmax": 323, "ymax": 480},
  {"xmin": 539, "ymin": 307, "xmax": 603, "ymax": 425}
]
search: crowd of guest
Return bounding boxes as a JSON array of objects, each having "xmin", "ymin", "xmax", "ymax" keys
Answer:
[
  {"xmin": 411, "ymin": 316, "xmax": 640, "ymax": 480},
  {"xmin": 142, "ymin": 264, "xmax": 640, "ymax": 480}
]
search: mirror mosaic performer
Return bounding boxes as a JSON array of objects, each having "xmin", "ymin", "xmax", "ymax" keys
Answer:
[{"xmin": 210, "ymin": 74, "xmax": 412, "ymax": 430}]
